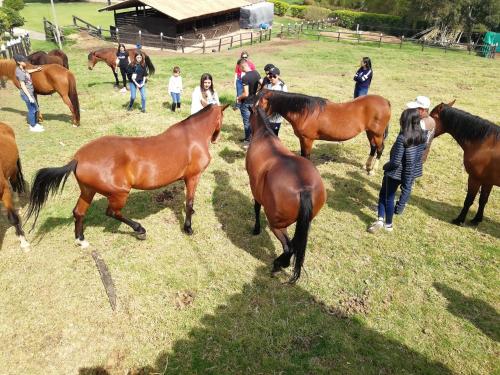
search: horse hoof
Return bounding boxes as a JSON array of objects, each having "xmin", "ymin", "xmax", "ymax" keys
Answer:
[
  {"xmin": 75, "ymin": 239, "xmax": 90, "ymax": 248},
  {"xmin": 469, "ymin": 219, "xmax": 481, "ymax": 226},
  {"xmin": 367, "ymin": 169, "xmax": 375, "ymax": 176},
  {"xmin": 135, "ymin": 232, "xmax": 147, "ymax": 240},
  {"xmin": 451, "ymin": 218, "xmax": 464, "ymax": 226},
  {"xmin": 253, "ymin": 227, "xmax": 261, "ymax": 235},
  {"xmin": 184, "ymin": 226, "xmax": 193, "ymax": 235}
]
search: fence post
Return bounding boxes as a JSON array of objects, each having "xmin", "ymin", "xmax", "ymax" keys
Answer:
[
  {"xmin": 180, "ymin": 36, "xmax": 184, "ymax": 53},
  {"xmin": 287, "ymin": 23, "xmax": 290, "ymax": 35},
  {"xmin": 357, "ymin": 30, "xmax": 361, "ymax": 43},
  {"xmin": 98, "ymin": 25, "xmax": 102, "ymax": 38},
  {"xmin": 202, "ymin": 34, "xmax": 206, "ymax": 54},
  {"xmin": 259, "ymin": 29, "xmax": 262, "ymax": 43},
  {"xmin": 250, "ymin": 31, "xmax": 253, "ymax": 45},
  {"xmin": 139, "ymin": 30, "xmax": 142, "ymax": 46},
  {"xmin": 160, "ymin": 32, "xmax": 163, "ymax": 50},
  {"xmin": 337, "ymin": 31, "xmax": 340, "ymax": 42},
  {"xmin": 239, "ymin": 32, "xmax": 242, "ymax": 47},
  {"xmin": 468, "ymin": 41, "xmax": 473, "ymax": 55},
  {"xmin": 421, "ymin": 39, "xmax": 425, "ymax": 52},
  {"xmin": 230, "ymin": 35, "xmax": 233, "ymax": 49},
  {"xmin": 268, "ymin": 28, "xmax": 272, "ymax": 41},
  {"xmin": 280, "ymin": 24, "xmax": 284, "ymax": 39},
  {"xmin": 218, "ymin": 37, "xmax": 222, "ymax": 52},
  {"xmin": 73, "ymin": 15, "xmax": 77, "ymax": 27},
  {"xmin": 400, "ymin": 35, "xmax": 404, "ymax": 49},
  {"xmin": 444, "ymin": 42, "xmax": 448, "ymax": 53},
  {"xmin": 379, "ymin": 33, "xmax": 382, "ymax": 47},
  {"xmin": 116, "ymin": 28, "xmax": 120, "ymax": 43}
]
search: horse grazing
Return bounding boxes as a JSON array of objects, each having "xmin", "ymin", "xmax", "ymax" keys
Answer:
[
  {"xmin": 0, "ymin": 59, "xmax": 80, "ymax": 126},
  {"xmin": 430, "ymin": 101, "xmax": 499, "ymax": 225},
  {"xmin": 246, "ymin": 107, "xmax": 326, "ymax": 284},
  {"xmin": 257, "ymin": 89, "xmax": 391, "ymax": 174},
  {"xmin": 27, "ymin": 49, "xmax": 69, "ymax": 69},
  {"xmin": 87, "ymin": 47, "xmax": 155, "ymax": 87},
  {"xmin": 26, "ymin": 104, "xmax": 230, "ymax": 247},
  {"xmin": 0, "ymin": 122, "xmax": 29, "ymax": 250}
]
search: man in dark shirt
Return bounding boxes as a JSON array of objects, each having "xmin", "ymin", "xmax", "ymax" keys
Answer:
[{"xmin": 236, "ymin": 58, "xmax": 261, "ymax": 148}]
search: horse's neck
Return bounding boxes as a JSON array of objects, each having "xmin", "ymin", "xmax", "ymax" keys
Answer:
[{"xmin": 161, "ymin": 112, "xmax": 217, "ymax": 141}]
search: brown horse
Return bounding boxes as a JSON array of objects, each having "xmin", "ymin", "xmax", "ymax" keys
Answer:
[
  {"xmin": 0, "ymin": 122, "xmax": 29, "ymax": 250},
  {"xmin": 0, "ymin": 59, "xmax": 80, "ymax": 126},
  {"xmin": 26, "ymin": 104, "xmax": 230, "ymax": 247},
  {"xmin": 246, "ymin": 107, "xmax": 326, "ymax": 284},
  {"xmin": 87, "ymin": 47, "xmax": 155, "ymax": 87},
  {"xmin": 430, "ymin": 101, "xmax": 499, "ymax": 225},
  {"xmin": 257, "ymin": 89, "xmax": 391, "ymax": 174},
  {"xmin": 27, "ymin": 49, "xmax": 69, "ymax": 69}
]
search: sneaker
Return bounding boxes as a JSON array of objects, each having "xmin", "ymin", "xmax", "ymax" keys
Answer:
[
  {"xmin": 242, "ymin": 140, "xmax": 250, "ymax": 150},
  {"xmin": 120, "ymin": 87, "xmax": 127, "ymax": 93},
  {"xmin": 141, "ymin": 109, "xmax": 146, "ymax": 113},
  {"xmin": 384, "ymin": 224, "xmax": 394, "ymax": 232},
  {"xmin": 367, "ymin": 219, "xmax": 384, "ymax": 233},
  {"xmin": 29, "ymin": 124, "xmax": 45, "ymax": 132}
]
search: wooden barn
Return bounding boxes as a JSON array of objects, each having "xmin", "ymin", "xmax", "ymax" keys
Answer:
[{"xmin": 99, "ymin": 0, "xmax": 251, "ymax": 43}]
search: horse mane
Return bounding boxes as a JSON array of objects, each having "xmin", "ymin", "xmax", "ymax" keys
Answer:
[
  {"xmin": 256, "ymin": 107, "xmax": 277, "ymax": 137},
  {"xmin": 441, "ymin": 107, "xmax": 500, "ymax": 142},
  {"xmin": 183, "ymin": 104, "xmax": 214, "ymax": 122},
  {"xmin": 266, "ymin": 90, "xmax": 327, "ymax": 116}
]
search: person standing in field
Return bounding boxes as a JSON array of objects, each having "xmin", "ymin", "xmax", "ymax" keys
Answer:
[
  {"xmin": 353, "ymin": 57, "xmax": 372, "ymax": 98},
  {"xmin": 126, "ymin": 53, "xmax": 148, "ymax": 113},
  {"xmin": 115, "ymin": 43, "xmax": 131, "ymax": 92},
  {"xmin": 168, "ymin": 66, "xmax": 183, "ymax": 112},
  {"xmin": 190, "ymin": 73, "xmax": 219, "ymax": 115},
  {"xmin": 264, "ymin": 66, "xmax": 287, "ymax": 136},
  {"xmin": 233, "ymin": 51, "xmax": 255, "ymax": 109},
  {"xmin": 236, "ymin": 59, "xmax": 261, "ymax": 148},
  {"xmin": 13, "ymin": 54, "xmax": 44, "ymax": 132},
  {"xmin": 368, "ymin": 108, "xmax": 426, "ymax": 233}
]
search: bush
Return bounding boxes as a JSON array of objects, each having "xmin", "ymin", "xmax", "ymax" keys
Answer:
[
  {"xmin": 304, "ymin": 6, "xmax": 330, "ymax": 21},
  {"xmin": 268, "ymin": 0, "xmax": 290, "ymax": 16},
  {"xmin": 330, "ymin": 9, "xmax": 402, "ymax": 31},
  {"xmin": 3, "ymin": 0, "xmax": 24, "ymax": 11},
  {"xmin": 289, "ymin": 5, "xmax": 307, "ymax": 19},
  {"xmin": 1, "ymin": 7, "xmax": 24, "ymax": 30},
  {"xmin": 0, "ymin": 9, "xmax": 11, "ymax": 35}
]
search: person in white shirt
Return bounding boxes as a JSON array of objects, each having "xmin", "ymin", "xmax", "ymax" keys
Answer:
[
  {"xmin": 191, "ymin": 73, "xmax": 220, "ymax": 115},
  {"xmin": 168, "ymin": 66, "xmax": 183, "ymax": 112},
  {"xmin": 264, "ymin": 67, "xmax": 288, "ymax": 136}
]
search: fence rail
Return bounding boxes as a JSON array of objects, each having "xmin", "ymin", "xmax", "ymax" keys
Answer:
[
  {"xmin": 280, "ymin": 20, "xmax": 497, "ymax": 58},
  {"xmin": 0, "ymin": 34, "xmax": 31, "ymax": 59}
]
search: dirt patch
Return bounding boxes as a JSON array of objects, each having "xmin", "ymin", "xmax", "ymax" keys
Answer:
[
  {"xmin": 154, "ymin": 185, "xmax": 183, "ymax": 205},
  {"xmin": 174, "ymin": 290, "xmax": 195, "ymax": 310},
  {"xmin": 313, "ymin": 289, "xmax": 370, "ymax": 318},
  {"xmin": 68, "ymin": 31, "xmax": 116, "ymax": 51}
]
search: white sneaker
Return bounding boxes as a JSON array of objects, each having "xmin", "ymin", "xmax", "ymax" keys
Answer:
[
  {"xmin": 368, "ymin": 219, "xmax": 384, "ymax": 233},
  {"xmin": 29, "ymin": 124, "xmax": 45, "ymax": 132},
  {"xmin": 384, "ymin": 224, "xmax": 394, "ymax": 232}
]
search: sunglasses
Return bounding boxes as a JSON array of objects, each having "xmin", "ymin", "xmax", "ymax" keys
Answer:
[
  {"xmin": 268, "ymin": 74, "xmax": 278, "ymax": 79},
  {"xmin": 242, "ymin": 55, "xmax": 248, "ymax": 58}
]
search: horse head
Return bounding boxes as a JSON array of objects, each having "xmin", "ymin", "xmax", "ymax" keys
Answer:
[
  {"xmin": 430, "ymin": 99, "xmax": 455, "ymax": 137},
  {"xmin": 211, "ymin": 104, "xmax": 230, "ymax": 143},
  {"xmin": 254, "ymin": 88, "xmax": 273, "ymax": 117},
  {"xmin": 87, "ymin": 51, "xmax": 97, "ymax": 70}
]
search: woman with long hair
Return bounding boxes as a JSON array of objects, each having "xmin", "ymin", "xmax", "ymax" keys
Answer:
[
  {"xmin": 353, "ymin": 57, "xmax": 373, "ymax": 98},
  {"xmin": 126, "ymin": 53, "xmax": 148, "ymax": 112},
  {"xmin": 368, "ymin": 108, "xmax": 426, "ymax": 233},
  {"xmin": 190, "ymin": 73, "xmax": 220, "ymax": 114},
  {"xmin": 115, "ymin": 43, "xmax": 130, "ymax": 91}
]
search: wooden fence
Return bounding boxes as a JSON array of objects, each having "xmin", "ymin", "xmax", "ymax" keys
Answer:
[
  {"xmin": 0, "ymin": 34, "xmax": 31, "ymax": 59},
  {"xmin": 43, "ymin": 17, "xmax": 65, "ymax": 43},
  {"xmin": 73, "ymin": 15, "xmax": 272, "ymax": 53},
  {"xmin": 280, "ymin": 20, "xmax": 497, "ymax": 58}
]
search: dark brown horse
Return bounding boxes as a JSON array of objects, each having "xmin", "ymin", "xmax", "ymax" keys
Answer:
[
  {"xmin": 27, "ymin": 49, "xmax": 69, "ymax": 69},
  {"xmin": 26, "ymin": 104, "xmax": 230, "ymax": 248},
  {"xmin": 246, "ymin": 107, "xmax": 326, "ymax": 283},
  {"xmin": 0, "ymin": 121, "xmax": 29, "ymax": 250},
  {"xmin": 87, "ymin": 47, "xmax": 155, "ymax": 87},
  {"xmin": 430, "ymin": 101, "xmax": 499, "ymax": 225},
  {"xmin": 0, "ymin": 59, "xmax": 80, "ymax": 126},
  {"xmin": 257, "ymin": 89, "xmax": 391, "ymax": 174}
]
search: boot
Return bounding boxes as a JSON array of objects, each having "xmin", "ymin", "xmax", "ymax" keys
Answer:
[
  {"xmin": 171, "ymin": 103, "xmax": 176, "ymax": 112},
  {"xmin": 177, "ymin": 102, "xmax": 181, "ymax": 110}
]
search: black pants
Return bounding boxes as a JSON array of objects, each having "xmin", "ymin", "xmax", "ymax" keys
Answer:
[{"xmin": 119, "ymin": 66, "xmax": 128, "ymax": 87}]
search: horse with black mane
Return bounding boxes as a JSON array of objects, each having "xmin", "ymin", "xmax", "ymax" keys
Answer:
[
  {"xmin": 87, "ymin": 47, "xmax": 155, "ymax": 88},
  {"xmin": 246, "ymin": 107, "xmax": 326, "ymax": 284},
  {"xmin": 430, "ymin": 101, "xmax": 499, "ymax": 226},
  {"xmin": 27, "ymin": 49, "xmax": 69, "ymax": 69},
  {"xmin": 257, "ymin": 89, "xmax": 391, "ymax": 174},
  {"xmin": 26, "ymin": 104, "xmax": 229, "ymax": 248}
]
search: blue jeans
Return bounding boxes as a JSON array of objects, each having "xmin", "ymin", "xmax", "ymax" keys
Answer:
[
  {"xmin": 235, "ymin": 78, "xmax": 243, "ymax": 109},
  {"xmin": 354, "ymin": 86, "xmax": 369, "ymax": 98},
  {"xmin": 240, "ymin": 102, "xmax": 252, "ymax": 140},
  {"xmin": 170, "ymin": 92, "xmax": 181, "ymax": 104},
  {"xmin": 129, "ymin": 82, "xmax": 146, "ymax": 110},
  {"xmin": 377, "ymin": 175, "xmax": 401, "ymax": 225},
  {"xmin": 20, "ymin": 91, "xmax": 38, "ymax": 126}
]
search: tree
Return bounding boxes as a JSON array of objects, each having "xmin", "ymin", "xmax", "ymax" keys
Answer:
[
  {"xmin": 3, "ymin": 0, "xmax": 24, "ymax": 11},
  {"xmin": 0, "ymin": 8, "xmax": 11, "ymax": 35},
  {"xmin": 1, "ymin": 6, "xmax": 24, "ymax": 33},
  {"xmin": 460, "ymin": 0, "xmax": 500, "ymax": 41}
]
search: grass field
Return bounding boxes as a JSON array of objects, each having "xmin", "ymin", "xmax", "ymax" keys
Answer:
[{"xmin": 1, "ymin": 19, "xmax": 499, "ymax": 375}]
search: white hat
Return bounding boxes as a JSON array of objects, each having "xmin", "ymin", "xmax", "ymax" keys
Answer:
[{"xmin": 407, "ymin": 96, "xmax": 431, "ymax": 109}]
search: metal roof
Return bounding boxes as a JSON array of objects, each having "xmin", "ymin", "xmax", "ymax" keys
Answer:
[{"xmin": 99, "ymin": 0, "xmax": 251, "ymax": 21}]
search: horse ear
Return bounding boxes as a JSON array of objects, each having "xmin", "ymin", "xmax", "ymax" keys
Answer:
[
  {"xmin": 448, "ymin": 99, "xmax": 456, "ymax": 107},
  {"xmin": 221, "ymin": 104, "xmax": 230, "ymax": 112}
]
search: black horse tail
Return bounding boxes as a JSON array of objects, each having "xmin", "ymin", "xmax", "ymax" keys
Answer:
[
  {"xmin": 290, "ymin": 190, "xmax": 313, "ymax": 284},
  {"xmin": 145, "ymin": 55, "xmax": 155, "ymax": 75},
  {"xmin": 11, "ymin": 158, "xmax": 27, "ymax": 194},
  {"xmin": 68, "ymin": 72, "xmax": 80, "ymax": 124},
  {"xmin": 26, "ymin": 160, "xmax": 77, "ymax": 227}
]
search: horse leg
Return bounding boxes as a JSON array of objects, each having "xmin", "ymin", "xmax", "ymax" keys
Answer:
[
  {"xmin": 452, "ymin": 176, "xmax": 480, "ymax": 225},
  {"xmin": 34, "ymin": 93, "xmax": 43, "ymax": 123},
  {"xmin": 370, "ymin": 135, "xmax": 385, "ymax": 176},
  {"xmin": 105, "ymin": 193, "xmax": 147, "ymax": 239},
  {"xmin": 183, "ymin": 174, "xmax": 201, "ymax": 235},
  {"xmin": 253, "ymin": 200, "xmax": 261, "ymax": 235},
  {"xmin": 271, "ymin": 228, "xmax": 293, "ymax": 275},
  {"xmin": 73, "ymin": 188, "xmax": 96, "ymax": 248},
  {"xmin": 1, "ymin": 183, "xmax": 29, "ymax": 250},
  {"xmin": 111, "ymin": 67, "xmax": 119, "ymax": 87},
  {"xmin": 470, "ymin": 184, "xmax": 493, "ymax": 225},
  {"xmin": 299, "ymin": 137, "xmax": 313, "ymax": 159},
  {"xmin": 60, "ymin": 94, "xmax": 77, "ymax": 126}
]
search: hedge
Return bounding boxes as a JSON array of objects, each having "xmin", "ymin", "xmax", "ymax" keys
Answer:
[
  {"xmin": 329, "ymin": 9, "xmax": 402, "ymax": 30},
  {"xmin": 289, "ymin": 5, "xmax": 306, "ymax": 19},
  {"xmin": 268, "ymin": 0, "xmax": 290, "ymax": 16},
  {"xmin": 3, "ymin": 0, "xmax": 24, "ymax": 11},
  {"xmin": 0, "ymin": 8, "xmax": 11, "ymax": 34},
  {"xmin": 304, "ymin": 6, "xmax": 331, "ymax": 21}
]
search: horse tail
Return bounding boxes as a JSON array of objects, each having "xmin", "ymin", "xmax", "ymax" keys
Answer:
[
  {"xmin": 62, "ymin": 54, "xmax": 69, "ymax": 69},
  {"xmin": 145, "ymin": 55, "xmax": 155, "ymax": 75},
  {"xmin": 11, "ymin": 158, "xmax": 27, "ymax": 194},
  {"xmin": 68, "ymin": 72, "xmax": 80, "ymax": 124},
  {"xmin": 384, "ymin": 99, "xmax": 391, "ymax": 139},
  {"xmin": 26, "ymin": 160, "xmax": 77, "ymax": 227},
  {"xmin": 290, "ymin": 190, "xmax": 313, "ymax": 284}
]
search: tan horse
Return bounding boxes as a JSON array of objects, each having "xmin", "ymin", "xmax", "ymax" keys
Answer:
[
  {"xmin": 0, "ymin": 59, "xmax": 80, "ymax": 126},
  {"xmin": 27, "ymin": 104, "xmax": 230, "ymax": 247},
  {"xmin": 430, "ymin": 101, "xmax": 499, "ymax": 225},
  {"xmin": 0, "ymin": 122, "xmax": 29, "ymax": 250},
  {"xmin": 246, "ymin": 108, "xmax": 326, "ymax": 283}
]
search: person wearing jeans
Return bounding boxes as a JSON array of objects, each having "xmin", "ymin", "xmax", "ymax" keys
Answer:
[
  {"xmin": 236, "ymin": 59, "xmax": 261, "ymax": 148},
  {"xmin": 13, "ymin": 54, "xmax": 44, "ymax": 132},
  {"xmin": 126, "ymin": 54, "xmax": 148, "ymax": 112}
]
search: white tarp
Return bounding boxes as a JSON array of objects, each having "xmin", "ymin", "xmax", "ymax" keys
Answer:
[{"xmin": 240, "ymin": 2, "xmax": 274, "ymax": 29}]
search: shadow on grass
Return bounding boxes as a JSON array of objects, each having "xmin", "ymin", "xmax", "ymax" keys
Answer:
[
  {"xmin": 434, "ymin": 282, "xmax": 500, "ymax": 342},
  {"xmin": 32, "ymin": 185, "xmax": 186, "ymax": 242},
  {"xmin": 218, "ymin": 147, "xmax": 245, "ymax": 164},
  {"xmin": 97, "ymin": 265, "xmax": 454, "ymax": 374},
  {"xmin": 1, "ymin": 106, "xmax": 73, "ymax": 124},
  {"xmin": 311, "ymin": 142, "xmax": 366, "ymax": 169}
]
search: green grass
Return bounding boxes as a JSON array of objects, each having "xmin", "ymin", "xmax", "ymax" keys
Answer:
[
  {"xmin": 20, "ymin": 1, "xmax": 113, "ymax": 33},
  {"xmin": 0, "ymin": 29, "xmax": 499, "ymax": 375}
]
